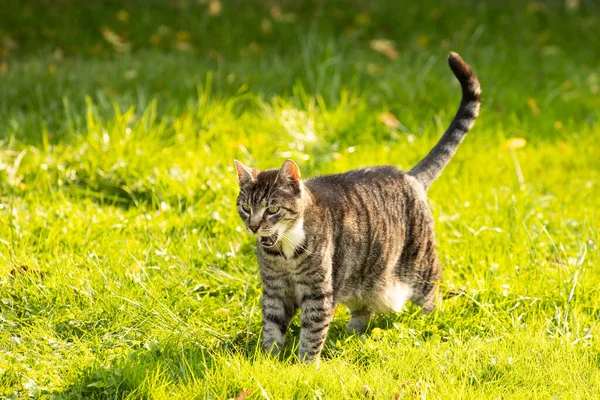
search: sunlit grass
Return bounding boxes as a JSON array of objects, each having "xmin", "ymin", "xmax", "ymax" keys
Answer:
[{"xmin": 1, "ymin": 0, "xmax": 599, "ymax": 398}]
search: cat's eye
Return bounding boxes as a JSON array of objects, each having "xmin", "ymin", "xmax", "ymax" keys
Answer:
[
  {"xmin": 266, "ymin": 205, "xmax": 280, "ymax": 215},
  {"xmin": 242, "ymin": 204, "xmax": 251, "ymax": 212}
]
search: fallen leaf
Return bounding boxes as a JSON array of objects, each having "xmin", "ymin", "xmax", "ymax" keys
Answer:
[
  {"xmin": 270, "ymin": 5, "xmax": 295, "ymax": 22},
  {"xmin": 247, "ymin": 42, "xmax": 261, "ymax": 55},
  {"xmin": 527, "ymin": 98, "xmax": 540, "ymax": 115},
  {"xmin": 260, "ymin": 18, "xmax": 272, "ymax": 34},
  {"xmin": 502, "ymin": 137, "xmax": 527, "ymax": 151},
  {"xmin": 565, "ymin": 0, "xmax": 580, "ymax": 11},
  {"xmin": 176, "ymin": 31, "xmax": 191, "ymax": 42},
  {"xmin": 355, "ymin": 12, "xmax": 371, "ymax": 26},
  {"xmin": 378, "ymin": 112, "xmax": 400, "ymax": 129},
  {"xmin": 235, "ymin": 389, "xmax": 254, "ymax": 400},
  {"xmin": 367, "ymin": 63, "xmax": 383, "ymax": 75},
  {"xmin": 116, "ymin": 10, "xmax": 129, "ymax": 22},
  {"xmin": 149, "ymin": 34, "xmax": 161, "ymax": 45},
  {"xmin": 370, "ymin": 39, "xmax": 398, "ymax": 60},
  {"xmin": 101, "ymin": 27, "xmax": 131, "ymax": 52},
  {"xmin": 175, "ymin": 41, "xmax": 194, "ymax": 52},
  {"xmin": 208, "ymin": 0, "xmax": 222, "ymax": 16},
  {"xmin": 53, "ymin": 48, "xmax": 64, "ymax": 60}
]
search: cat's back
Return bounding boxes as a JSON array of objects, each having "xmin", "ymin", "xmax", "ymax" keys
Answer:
[{"xmin": 305, "ymin": 165, "xmax": 422, "ymax": 204}]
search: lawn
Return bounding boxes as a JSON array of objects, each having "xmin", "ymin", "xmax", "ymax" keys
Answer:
[{"xmin": 1, "ymin": 0, "xmax": 599, "ymax": 398}]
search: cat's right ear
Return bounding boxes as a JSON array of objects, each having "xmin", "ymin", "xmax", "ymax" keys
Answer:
[{"xmin": 234, "ymin": 160, "xmax": 257, "ymax": 186}]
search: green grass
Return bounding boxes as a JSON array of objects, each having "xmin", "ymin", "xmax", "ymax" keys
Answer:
[{"xmin": 1, "ymin": 0, "xmax": 599, "ymax": 398}]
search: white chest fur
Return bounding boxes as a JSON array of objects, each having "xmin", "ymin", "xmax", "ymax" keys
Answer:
[{"xmin": 280, "ymin": 219, "xmax": 306, "ymax": 259}]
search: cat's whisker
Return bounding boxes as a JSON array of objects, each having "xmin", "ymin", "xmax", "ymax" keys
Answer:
[{"xmin": 279, "ymin": 234, "xmax": 309, "ymax": 253}]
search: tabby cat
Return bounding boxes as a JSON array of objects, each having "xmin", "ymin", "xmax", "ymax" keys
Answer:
[{"xmin": 234, "ymin": 52, "xmax": 480, "ymax": 362}]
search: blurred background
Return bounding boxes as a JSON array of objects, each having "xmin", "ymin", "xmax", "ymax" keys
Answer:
[{"xmin": 1, "ymin": 0, "xmax": 599, "ymax": 142}]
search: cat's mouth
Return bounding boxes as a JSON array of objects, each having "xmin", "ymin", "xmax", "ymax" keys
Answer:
[{"xmin": 259, "ymin": 233, "xmax": 278, "ymax": 247}]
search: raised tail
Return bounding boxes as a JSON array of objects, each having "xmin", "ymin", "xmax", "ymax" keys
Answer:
[{"xmin": 408, "ymin": 52, "xmax": 481, "ymax": 190}]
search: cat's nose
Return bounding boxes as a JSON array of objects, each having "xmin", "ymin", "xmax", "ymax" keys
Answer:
[{"xmin": 248, "ymin": 225, "xmax": 259, "ymax": 233}]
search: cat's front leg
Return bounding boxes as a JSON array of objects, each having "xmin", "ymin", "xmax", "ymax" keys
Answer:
[
  {"xmin": 261, "ymin": 279, "xmax": 295, "ymax": 357},
  {"xmin": 297, "ymin": 286, "xmax": 334, "ymax": 362}
]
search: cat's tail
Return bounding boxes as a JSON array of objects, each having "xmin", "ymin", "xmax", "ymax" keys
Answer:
[{"xmin": 408, "ymin": 52, "xmax": 481, "ymax": 190}]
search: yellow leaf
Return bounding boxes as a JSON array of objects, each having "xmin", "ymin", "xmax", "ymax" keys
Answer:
[
  {"xmin": 370, "ymin": 39, "xmax": 398, "ymax": 60},
  {"xmin": 208, "ymin": 0, "xmax": 222, "ymax": 16},
  {"xmin": 48, "ymin": 64, "xmax": 57, "ymax": 74},
  {"xmin": 502, "ymin": 137, "xmax": 527, "ymax": 151},
  {"xmin": 247, "ymin": 42, "xmax": 261, "ymax": 55},
  {"xmin": 355, "ymin": 13, "xmax": 371, "ymax": 26},
  {"xmin": 149, "ymin": 34, "xmax": 161, "ymax": 45},
  {"xmin": 54, "ymin": 48, "xmax": 64, "ymax": 60},
  {"xmin": 176, "ymin": 31, "xmax": 191, "ymax": 42},
  {"xmin": 271, "ymin": 4, "xmax": 282, "ymax": 19},
  {"xmin": 378, "ymin": 112, "xmax": 400, "ymax": 129},
  {"xmin": 175, "ymin": 41, "xmax": 193, "ymax": 52},
  {"xmin": 367, "ymin": 63, "xmax": 383, "ymax": 75},
  {"xmin": 527, "ymin": 98, "xmax": 540, "ymax": 115},
  {"xmin": 101, "ymin": 27, "xmax": 131, "ymax": 52},
  {"xmin": 565, "ymin": 0, "xmax": 580, "ymax": 11},
  {"xmin": 554, "ymin": 121, "xmax": 563, "ymax": 130},
  {"xmin": 417, "ymin": 35, "xmax": 430, "ymax": 48},
  {"xmin": 260, "ymin": 18, "xmax": 272, "ymax": 34},
  {"xmin": 116, "ymin": 10, "xmax": 129, "ymax": 22}
]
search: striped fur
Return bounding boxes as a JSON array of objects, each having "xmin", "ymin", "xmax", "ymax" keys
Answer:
[
  {"xmin": 234, "ymin": 53, "xmax": 480, "ymax": 362},
  {"xmin": 409, "ymin": 52, "xmax": 481, "ymax": 189}
]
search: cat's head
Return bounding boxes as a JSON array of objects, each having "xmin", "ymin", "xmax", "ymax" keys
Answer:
[{"xmin": 234, "ymin": 159, "xmax": 305, "ymax": 248}]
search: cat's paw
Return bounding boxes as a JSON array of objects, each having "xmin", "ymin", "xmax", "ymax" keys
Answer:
[
  {"xmin": 346, "ymin": 314, "xmax": 370, "ymax": 334},
  {"xmin": 346, "ymin": 318, "xmax": 369, "ymax": 335},
  {"xmin": 298, "ymin": 349, "xmax": 320, "ymax": 364},
  {"xmin": 262, "ymin": 341, "xmax": 283, "ymax": 358}
]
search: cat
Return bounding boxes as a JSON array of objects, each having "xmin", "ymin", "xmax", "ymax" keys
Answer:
[{"xmin": 233, "ymin": 52, "xmax": 480, "ymax": 362}]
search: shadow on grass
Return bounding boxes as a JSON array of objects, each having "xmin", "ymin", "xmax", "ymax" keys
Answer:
[
  {"xmin": 52, "ymin": 294, "xmax": 504, "ymax": 398},
  {"xmin": 63, "ymin": 171, "xmax": 161, "ymax": 210},
  {"xmin": 49, "ymin": 312, "xmax": 436, "ymax": 398}
]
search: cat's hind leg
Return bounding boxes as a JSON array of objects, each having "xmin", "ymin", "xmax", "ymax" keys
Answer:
[
  {"xmin": 416, "ymin": 283, "xmax": 440, "ymax": 314},
  {"xmin": 346, "ymin": 308, "xmax": 372, "ymax": 334}
]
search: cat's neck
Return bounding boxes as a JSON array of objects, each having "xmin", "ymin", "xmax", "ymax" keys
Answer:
[{"xmin": 280, "ymin": 217, "xmax": 306, "ymax": 259}]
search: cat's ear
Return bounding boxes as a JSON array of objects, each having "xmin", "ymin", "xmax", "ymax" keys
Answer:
[
  {"xmin": 278, "ymin": 159, "xmax": 302, "ymax": 186},
  {"xmin": 234, "ymin": 160, "xmax": 257, "ymax": 186}
]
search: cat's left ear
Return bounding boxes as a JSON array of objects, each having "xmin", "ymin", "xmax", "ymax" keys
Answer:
[
  {"xmin": 234, "ymin": 160, "xmax": 257, "ymax": 186},
  {"xmin": 277, "ymin": 159, "xmax": 302, "ymax": 186}
]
